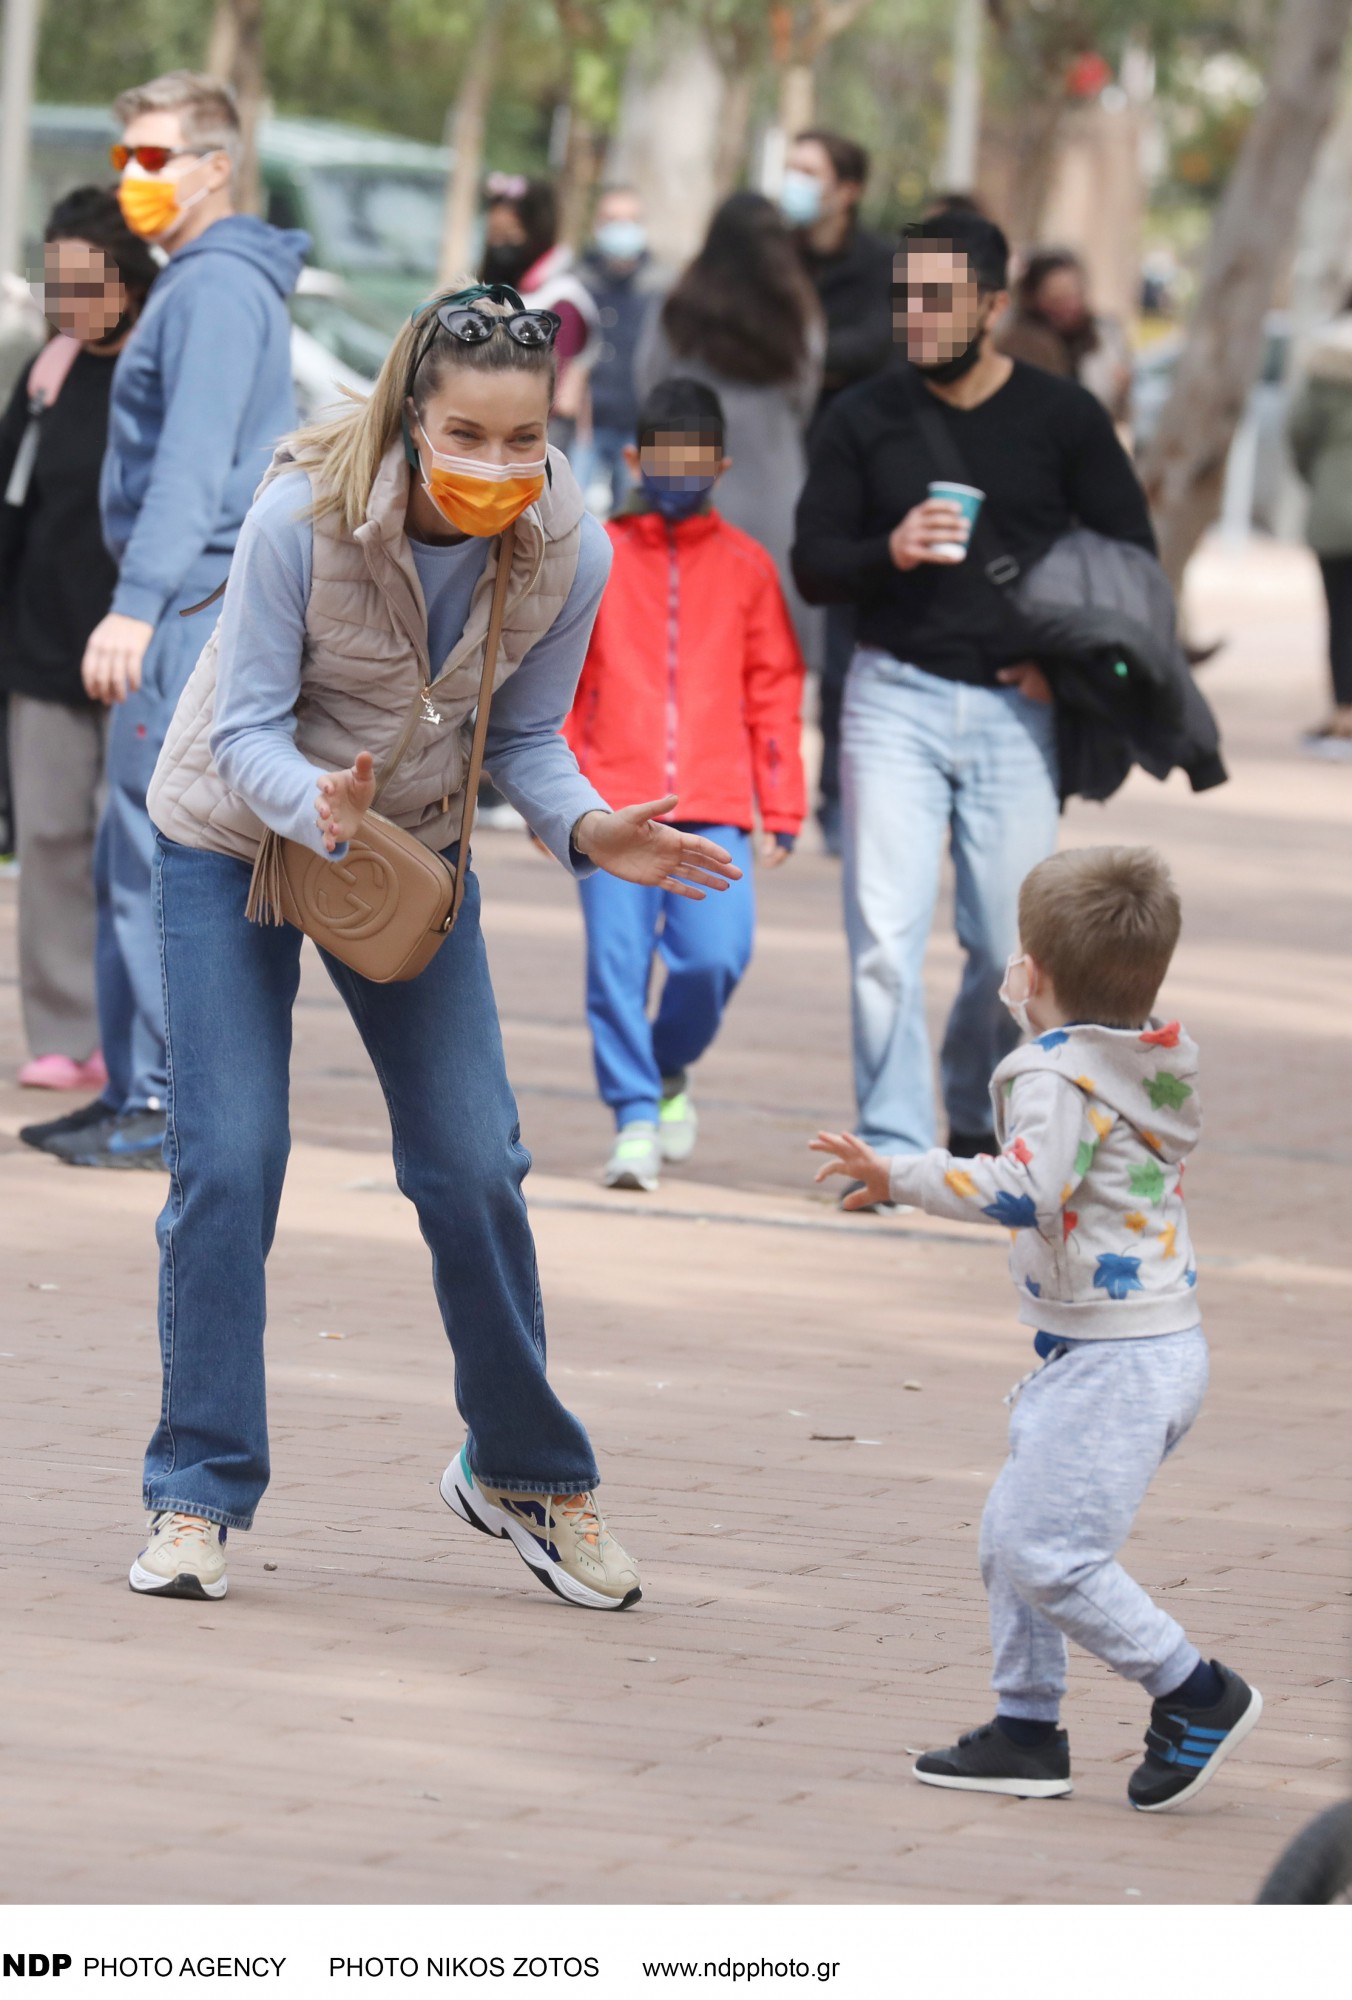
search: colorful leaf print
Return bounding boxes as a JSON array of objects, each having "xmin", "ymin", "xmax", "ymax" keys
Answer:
[
  {"xmin": 1094, "ymin": 1253, "xmax": 1144, "ymax": 1301},
  {"xmin": 1124, "ymin": 1211, "xmax": 1147, "ymax": 1233},
  {"xmin": 1074, "ymin": 1139, "xmax": 1097, "ymax": 1177},
  {"xmin": 1128, "ymin": 1158, "xmax": 1167, "ymax": 1207},
  {"xmin": 1141, "ymin": 1021, "xmax": 1181, "ymax": 1048},
  {"xmin": 1089, "ymin": 1108, "xmax": 1113, "ymax": 1140},
  {"xmin": 982, "ymin": 1190, "xmax": 1039, "ymax": 1228},
  {"xmin": 1063, "ymin": 1209, "xmax": 1079, "ymax": 1240},
  {"xmin": 1159, "ymin": 1222, "xmax": 1178, "ymax": 1260},
  {"xmin": 944, "ymin": 1168, "xmax": 978, "ymax": 1199},
  {"xmin": 1007, "ymin": 1136, "xmax": 1033, "ymax": 1166},
  {"xmin": 1035, "ymin": 1029, "xmax": 1070, "ymax": 1050},
  {"xmin": 1146, "ymin": 1071, "xmax": 1194, "ymax": 1112}
]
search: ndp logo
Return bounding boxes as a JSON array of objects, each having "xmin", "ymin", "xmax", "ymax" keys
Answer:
[{"xmin": 2, "ymin": 1956, "xmax": 72, "ymax": 1977}]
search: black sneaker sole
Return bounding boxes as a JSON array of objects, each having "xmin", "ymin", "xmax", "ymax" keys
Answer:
[
  {"xmin": 1131, "ymin": 1684, "xmax": 1263, "ymax": 1812},
  {"xmin": 439, "ymin": 1456, "xmax": 641, "ymax": 1612},
  {"xmin": 913, "ymin": 1766, "xmax": 1072, "ymax": 1799},
  {"xmin": 128, "ymin": 1562, "xmax": 227, "ymax": 1600}
]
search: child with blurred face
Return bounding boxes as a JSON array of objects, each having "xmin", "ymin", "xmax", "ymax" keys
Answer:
[{"xmin": 563, "ymin": 378, "xmax": 808, "ymax": 1194}]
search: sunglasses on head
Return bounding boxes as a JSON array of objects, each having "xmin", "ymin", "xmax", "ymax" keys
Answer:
[
  {"xmin": 110, "ymin": 143, "xmax": 213, "ymax": 174},
  {"xmin": 406, "ymin": 285, "xmax": 561, "ymax": 394}
]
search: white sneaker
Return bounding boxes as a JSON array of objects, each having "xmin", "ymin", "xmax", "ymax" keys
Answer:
[
  {"xmin": 603, "ymin": 1121, "xmax": 661, "ymax": 1191},
  {"xmin": 129, "ymin": 1512, "xmax": 228, "ymax": 1599},
  {"xmin": 658, "ymin": 1082, "xmax": 698, "ymax": 1163},
  {"xmin": 440, "ymin": 1445, "xmax": 641, "ymax": 1610}
]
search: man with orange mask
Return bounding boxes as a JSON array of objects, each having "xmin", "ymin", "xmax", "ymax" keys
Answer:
[{"xmin": 22, "ymin": 72, "xmax": 308, "ymax": 1172}]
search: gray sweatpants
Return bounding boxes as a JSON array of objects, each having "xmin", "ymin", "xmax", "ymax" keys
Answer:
[{"xmin": 980, "ymin": 1326, "xmax": 1209, "ymax": 1722}]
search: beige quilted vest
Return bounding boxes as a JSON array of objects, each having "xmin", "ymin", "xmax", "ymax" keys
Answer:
[{"xmin": 147, "ymin": 438, "xmax": 584, "ymax": 862}]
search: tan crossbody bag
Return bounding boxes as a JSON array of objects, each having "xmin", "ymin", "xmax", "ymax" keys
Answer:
[{"xmin": 243, "ymin": 519, "xmax": 517, "ymax": 984}]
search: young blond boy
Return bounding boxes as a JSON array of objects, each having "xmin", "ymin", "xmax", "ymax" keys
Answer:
[{"xmin": 813, "ymin": 847, "xmax": 1261, "ymax": 1809}]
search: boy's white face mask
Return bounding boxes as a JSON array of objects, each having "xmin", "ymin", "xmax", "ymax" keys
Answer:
[{"xmin": 999, "ymin": 953, "xmax": 1035, "ymax": 1035}]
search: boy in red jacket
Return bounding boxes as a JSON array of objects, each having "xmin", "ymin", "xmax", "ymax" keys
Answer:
[{"xmin": 565, "ymin": 378, "xmax": 807, "ymax": 1190}]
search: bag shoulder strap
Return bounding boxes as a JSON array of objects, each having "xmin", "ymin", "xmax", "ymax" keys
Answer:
[
  {"xmin": 369, "ymin": 517, "xmax": 517, "ymax": 926},
  {"xmin": 27, "ymin": 333, "xmax": 80, "ymax": 409}
]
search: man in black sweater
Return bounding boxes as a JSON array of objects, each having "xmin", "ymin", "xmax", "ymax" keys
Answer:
[
  {"xmin": 784, "ymin": 129, "xmax": 896, "ymax": 853},
  {"xmin": 792, "ymin": 210, "xmax": 1155, "ymax": 1179}
]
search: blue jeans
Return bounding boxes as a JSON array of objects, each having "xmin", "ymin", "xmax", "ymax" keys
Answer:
[
  {"xmin": 144, "ymin": 835, "xmax": 598, "ymax": 1530},
  {"xmin": 95, "ymin": 572, "xmax": 223, "ymax": 1114},
  {"xmin": 577, "ymin": 825, "xmax": 754, "ymax": 1127},
  {"xmin": 840, "ymin": 650, "xmax": 1059, "ymax": 1155},
  {"xmin": 569, "ymin": 425, "xmax": 633, "ymax": 515}
]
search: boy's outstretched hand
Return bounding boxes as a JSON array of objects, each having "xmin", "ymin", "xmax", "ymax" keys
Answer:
[{"xmin": 810, "ymin": 1129, "xmax": 892, "ymax": 1210}]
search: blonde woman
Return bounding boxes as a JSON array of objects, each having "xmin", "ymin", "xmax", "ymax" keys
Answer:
[{"xmin": 131, "ymin": 284, "xmax": 739, "ymax": 1607}]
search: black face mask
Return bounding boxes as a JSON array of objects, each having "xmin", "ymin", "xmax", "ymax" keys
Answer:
[
  {"xmin": 481, "ymin": 241, "xmax": 533, "ymax": 287},
  {"xmin": 911, "ymin": 322, "xmax": 985, "ymax": 384}
]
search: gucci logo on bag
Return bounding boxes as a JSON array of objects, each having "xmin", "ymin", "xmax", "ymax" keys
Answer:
[{"xmin": 302, "ymin": 848, "xmax": 400, "ymax": 938}]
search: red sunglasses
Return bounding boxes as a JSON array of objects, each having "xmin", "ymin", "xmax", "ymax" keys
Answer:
[{"xmin": 110, "ymin": 143, "xmax": 212, "ymax": 174}]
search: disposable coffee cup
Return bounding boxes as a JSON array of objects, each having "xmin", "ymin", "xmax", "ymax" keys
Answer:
[{"xmin": 927, "ymin": 480, "xmax": 985, "ymax": 562}]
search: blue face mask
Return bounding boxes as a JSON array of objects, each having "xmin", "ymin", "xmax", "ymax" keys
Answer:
[
  {"xmin": 594, "ymin": 218, "xmax": 648, "ymax": 263},
  {"xmin": 640, "ymin": 470, "xmax": 717, "ymax": 522},
  {"xmin": 779, "ymin": 169, "xmax": 824, "ymax": 228}
]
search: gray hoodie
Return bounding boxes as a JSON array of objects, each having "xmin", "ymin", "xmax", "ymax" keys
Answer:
[{"xmin": 888, "ymin": 1018, "xmax": 1201, "ymax": 1339}]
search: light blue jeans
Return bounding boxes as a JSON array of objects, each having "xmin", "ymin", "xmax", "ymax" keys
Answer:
[
  {"xmin": 840, "ymin": 649, "xmax": 1059, "ymax": 1154},
  {"xmin": 144, "ymin": 835, "xmax": 598, "ymax": 1529}
]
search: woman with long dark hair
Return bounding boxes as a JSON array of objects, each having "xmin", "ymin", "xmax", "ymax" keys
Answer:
[
  {"xmin": 636, "ymin": 192, "xmax": 823, "ymax": 625},
  {"xmin": 0, "ymin": 187, "xmax": 157, "ymax": 1091},
  {"xmin": 126, "ymin": 284, "xmax": 739, "ymax": 1607}
]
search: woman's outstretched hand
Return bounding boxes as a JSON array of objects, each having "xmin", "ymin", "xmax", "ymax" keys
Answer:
[
  {"xmin": 316, "ymin": 751, "xmax": 376, "ymax": 853},
  {"xmin": 574, "ymin": 797, "xmax": 743, "ymax": 900}
]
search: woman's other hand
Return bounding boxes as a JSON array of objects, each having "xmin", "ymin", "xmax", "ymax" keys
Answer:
[
  {"xmin": 315, "ymin": 751, "xmax": 376, "ymax": 852},
  {"xmin": 81, "ymin": 612, "xmax": 154, "ymax": 704},
  {"xmin": 574, "ymin": 797, "xmax": 743, "ymax": 900},
  {"xmin": 759, "ymin": 831, "xmax": 793, "ymax": 871}
]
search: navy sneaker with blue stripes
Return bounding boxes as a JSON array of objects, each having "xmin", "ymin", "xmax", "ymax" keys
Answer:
[{"xmin": 1128, "ymin": 1660, "xmax": 1262, "ymax": 1812}]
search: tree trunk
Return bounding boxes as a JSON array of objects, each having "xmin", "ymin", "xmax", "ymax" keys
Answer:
[
  {"xmin": 1139, "ymin": 0, "xmax": 1352, "ymax": 589},
  {"xmin": 207, "ymin": 0, "xmax": 264, "ymax": 218},
  {"xmin": 609, "ymin": 21, "xmax": 727, "ymax": 270},
  {"xmin": 556, "ymin": 82, "xmax": 601, "ymax": 250},
  {"xmin": 438, "ymin": 6, "xmax": 502, "ymax": 285},
  {"xmin": 777, "ymin": 59, "xmax": 815, "ymax": 139},
  {"xmin": 713, "ymin": 66, "xmax": 755, "ymax": 199}
]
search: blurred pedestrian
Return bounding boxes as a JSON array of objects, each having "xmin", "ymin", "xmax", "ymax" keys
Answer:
[
  {"xmin": 792, "ymin": 211, "xmax": 1155, "ymax": 1186},
  {"xmin": 782, "ymin": 129, "xmax": 895, "ymax": 855},
  {"xmin": 481, "ymin": 174, "xmax": 597, "ymax": 450},
  {"xmin": 20, "ymin": 71, "xmax": 308, "ymax": 1172},
  {"xmin": 0, "ymin": 188, "xmax": 157, "ymax": 1091},
  {"xmin": 1287, "ymin": 296, "xmax": 1352, "ymax": 758},
  {"xmin": 998, "ymin": 249, "xmax": 1133, "ymax": 427},
  {"xmin": 123, "ymin": 285, "xmax": 737, "ymax": 1607},
  {"xmin": 636, "ymin": 192, "xmax": 823, "ymax": 647},
  {"xmin": 564, "ymin": 377, "xmax": 806, "ymax": 1193},
  {"xmin": 572, "ymin": 184, "xmax": 667, "ymax": 514}
]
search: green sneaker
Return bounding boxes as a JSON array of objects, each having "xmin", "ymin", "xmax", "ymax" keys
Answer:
[
  {"xmin": 658, "ymin": 1079, "xmax": 698, "ymax": 1163},
  {"xmin": 603, "ymin": 1120, "xmax": 661, "ymax": 1191}
]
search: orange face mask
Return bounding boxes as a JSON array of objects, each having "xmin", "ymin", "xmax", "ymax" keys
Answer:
[
  {"xmin": 118, "ymin": 173, "xmax": 203, "ymax": 242},
  {"xmin": 419, "ymin": 433, "xmax": 547, "ymax": 538}
]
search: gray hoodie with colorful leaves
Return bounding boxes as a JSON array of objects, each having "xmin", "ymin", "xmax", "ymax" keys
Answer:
[{"xmin": 888, "ymin": 1018, "xmax": 1201, "ymax": 1339}]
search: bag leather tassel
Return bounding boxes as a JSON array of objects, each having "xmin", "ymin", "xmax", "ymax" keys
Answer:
[{"xmin": 245, "ymin": 827, "xmax": 287, "ymax": 926}]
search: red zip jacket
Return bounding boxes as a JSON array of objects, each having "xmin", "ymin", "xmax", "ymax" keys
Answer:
[{"xmin": 565, "ymin": 507, "xmax": 807, "ymax": 835}]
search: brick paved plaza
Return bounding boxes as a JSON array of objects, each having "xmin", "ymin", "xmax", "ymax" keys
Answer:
[{"xmin": 2, "ymin": 542, "xmax": 1348, "ymax": 1905}]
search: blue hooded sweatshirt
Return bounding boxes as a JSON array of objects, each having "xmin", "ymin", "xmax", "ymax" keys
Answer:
[{"xmin": 100, "ymin": 214, "xmax": 310, "ymax": 627}]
